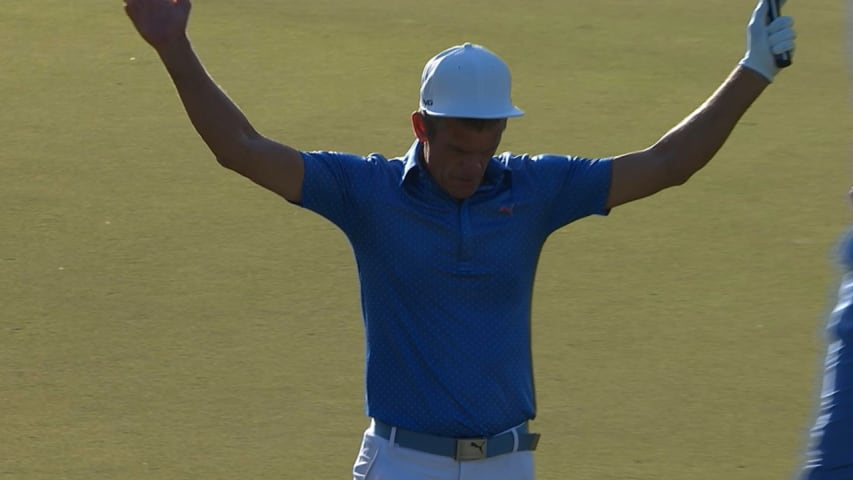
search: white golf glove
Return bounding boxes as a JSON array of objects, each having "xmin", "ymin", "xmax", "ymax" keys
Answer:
[{"xmin": 738, "ymin": 0, "xmax": 796, "ymax": 82}]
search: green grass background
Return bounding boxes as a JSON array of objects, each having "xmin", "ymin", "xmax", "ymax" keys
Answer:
[{"xmin": 1, "ymin": 1, "xmax": 849, "ymax": 479}]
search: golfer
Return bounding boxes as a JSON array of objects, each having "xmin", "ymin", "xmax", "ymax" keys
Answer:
[
  {"xmin": 124, "ymin": 0, "xmax": 796, "ymax": 478},
  {"xmin": 799, "ymin": 211, "xmax": 853, "ymax": 480}
]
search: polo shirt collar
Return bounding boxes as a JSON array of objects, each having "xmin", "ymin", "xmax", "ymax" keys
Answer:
[
  {"xmin": 400, "ymin": 140, "xmax": 423, "ymax": 185},
  {"xmin": 399, "ymin": 140, "xmax": 512, "ymax": 188}
]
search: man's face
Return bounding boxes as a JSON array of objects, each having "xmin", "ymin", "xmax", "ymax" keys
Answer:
[{"xmin": 419, "ymin": 117, "xmax": 506, "ymax": 200}]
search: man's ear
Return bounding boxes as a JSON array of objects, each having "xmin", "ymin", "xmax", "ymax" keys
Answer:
[{"xmin": 411, "ymin": 111, "xmax": 429, "ymax": 142}]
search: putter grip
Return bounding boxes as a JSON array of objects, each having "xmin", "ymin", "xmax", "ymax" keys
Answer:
[{"xmin": 767, "ymin": 0, "xmax": 792, "ymax": 68}]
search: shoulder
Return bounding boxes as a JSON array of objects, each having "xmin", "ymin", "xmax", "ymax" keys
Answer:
[
  {"xmin": 300, "ymin": 150, "xmax": 405, "ymax": 207},
  {"xmin": 302, "ymin": 150, "xmax": 394, "ymax": 167},
  {"xmin": 302, "ymin": 150, "xmax": 403, "ymax": 177},
  {"xmin": 497, "ymin": 151, "xmax": 611, "ymax": 177},
  {"xmin": 498, "ymin": 151, "xmax": 609, "ymax": 165}
]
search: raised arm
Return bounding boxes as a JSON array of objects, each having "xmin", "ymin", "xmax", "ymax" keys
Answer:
[
  {"xmin": 124, "ymin": 0, "xmax": 304, "ymax": 203},
  {"xmin": 606, "ymin": 0, "xmax": 795, "ymax": 209}
]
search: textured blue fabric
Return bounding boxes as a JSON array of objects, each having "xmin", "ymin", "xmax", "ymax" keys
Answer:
[
  {"xmin": 801, "ymin": 232, "xmax": 853, "ymax": 478},
  {"xmin": 299, "ymin": 140, "xmax": 611, "ymax": 437},
  {"xmin": 836, "ymin": 227, "xmax": 853, "ymax": 272}
]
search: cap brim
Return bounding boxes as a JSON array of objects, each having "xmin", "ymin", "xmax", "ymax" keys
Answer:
[{"xmin": 420, "ymin": 105, "xmax": 525, "ymax": 119}]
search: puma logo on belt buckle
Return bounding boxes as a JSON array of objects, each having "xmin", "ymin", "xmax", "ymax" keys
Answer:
[{"xmin": 455, "ymin": 438, "xmax": 487, "ymax": 461}]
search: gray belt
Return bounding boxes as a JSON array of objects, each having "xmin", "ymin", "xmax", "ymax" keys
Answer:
[{"xmin": 373, "ymin": 419, "xmax": 540, "ymax": 461}]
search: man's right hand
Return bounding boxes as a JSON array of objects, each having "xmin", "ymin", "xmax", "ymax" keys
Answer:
[{"xmin": 124, "ymin": 0, "xmax": 191, "ymax": 49}]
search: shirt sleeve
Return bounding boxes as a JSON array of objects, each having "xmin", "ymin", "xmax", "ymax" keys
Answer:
[
  {"xmin": 528, "ymin": 154, "xmax": 612, "ymax": 232},
  {"xmin": 299, "ymin": 150, "xmax": 377, "ymax": 232}
]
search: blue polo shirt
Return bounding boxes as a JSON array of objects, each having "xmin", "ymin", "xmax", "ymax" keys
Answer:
[{"xmin": 299, "ymin": 140, "xmax": 611, "ymax": 437}]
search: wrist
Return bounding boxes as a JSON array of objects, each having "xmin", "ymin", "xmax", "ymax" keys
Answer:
[
  {"xmin": 152, "ymin": 33, "xmax": 191, "ymax": 56},
  {"xmin": 154, "ymin": 34, "xmax": 193, "ymax": 62},
  {"xmin": 727, "ymin": 64, "xmax": 773, "ymax": 104},
  {"xmin": 737, "ymin": 56, "xmax": 776, "ymax": 83}
]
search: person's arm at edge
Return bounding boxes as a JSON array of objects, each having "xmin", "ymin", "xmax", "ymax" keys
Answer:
[
  {"xmin": 154, "ymin": 37, "xmax": 305, "ymax": 203},
  {"xmin": 605, "ymin": 65, "xmax": 767, "ymax": 209}
]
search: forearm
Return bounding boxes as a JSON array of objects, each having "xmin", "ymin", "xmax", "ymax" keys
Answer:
[
  {"xmin": 653, "ymin": 66, "xmax": 769, "ymax": 184},
  {"xmin": 156, "ymin": 36, "xmax": 257, "ymax": 162}
]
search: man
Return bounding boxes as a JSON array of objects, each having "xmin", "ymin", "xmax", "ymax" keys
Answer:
[
  {"xmin": 799, "ymin": 198, "xmax": 853, "ymax": 480},
  {"xmin": 124, "ymin": 1, "xmax": 796, "ymax": 478}
]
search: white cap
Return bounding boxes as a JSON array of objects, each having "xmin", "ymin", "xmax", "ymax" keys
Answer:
[{"xmin": 419, "ymin": 43, "xmax": 524, "ymax": 119}]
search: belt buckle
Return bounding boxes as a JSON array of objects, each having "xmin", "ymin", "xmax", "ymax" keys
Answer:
[{"xmin": 455, "ymin": 438, "xmax": 487, "ymax": 461}]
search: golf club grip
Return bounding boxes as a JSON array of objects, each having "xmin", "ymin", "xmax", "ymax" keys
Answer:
[{"xmin": 767, "ymin": 0, "xmax": 792, "ymax": 68}]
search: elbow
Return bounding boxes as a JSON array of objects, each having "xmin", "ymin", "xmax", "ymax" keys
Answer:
[
  {"xmin": 654, "ymin": 145, "xmax": 700, "ymax": 189},
  {"xmin": 215, "ymin": 154, "xmax": 239, "ymax": 171},
  {"xmin": 212, "ymin": 133, "xmax": 255, "ymax": 171},
  {"xmin": 667, "ymin": 166, "xmax": 695, "ymax": 188},
  {"xmin": 652, "ymin": 134, "xmax": 717, "ymax": 189}
]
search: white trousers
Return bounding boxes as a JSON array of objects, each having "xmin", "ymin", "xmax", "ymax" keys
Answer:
[{"xmin": 352, "ymin": 421, "xmax": 536, "ymax": 480}]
